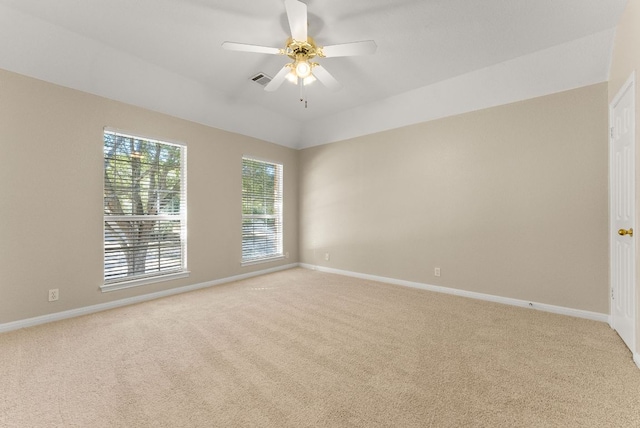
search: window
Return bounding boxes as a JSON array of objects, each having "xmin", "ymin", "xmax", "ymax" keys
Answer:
[
  {"xmin": 242, "ymin": 157, "xmax": 283, "ymax": 263},
  {"xmin": 103, "ymin": 129, "xmax": 187, "ymax": 290}
]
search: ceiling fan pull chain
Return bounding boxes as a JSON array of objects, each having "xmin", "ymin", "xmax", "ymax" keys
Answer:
[{"xmin": 299, "ymin": 78, "xmax": 309, "ymax": 108}]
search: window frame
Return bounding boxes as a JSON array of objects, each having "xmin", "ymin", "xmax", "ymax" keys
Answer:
[
  {"xmin": 101, "ymin": 128, "xmax": 189, "ymax": 292},
  {"xmin": 241, "ymin": 156, "xmax": 284, "ymax": 265}
]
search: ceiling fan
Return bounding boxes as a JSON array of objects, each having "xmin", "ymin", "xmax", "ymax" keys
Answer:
[{"xmin": 222, "ymin": 0, "xmax": 376, "ymax": 97}]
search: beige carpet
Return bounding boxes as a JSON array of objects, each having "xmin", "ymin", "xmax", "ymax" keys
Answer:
[{"xmin": 1, "ymin": 268, "xmax": 639, "ymax": 427}]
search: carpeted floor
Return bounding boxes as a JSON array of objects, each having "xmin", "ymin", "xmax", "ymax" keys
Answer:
[{"xmin": 1, "ymin": 268, "xmax": 639, "ymax": 427}]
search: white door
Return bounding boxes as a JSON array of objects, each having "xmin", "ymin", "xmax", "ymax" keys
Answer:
[{"xmin": 610, "ymin": 73, "xmax": 636, "ymax": 354}]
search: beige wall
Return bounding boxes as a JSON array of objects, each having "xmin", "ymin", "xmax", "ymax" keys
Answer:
[
  {"xmin": 0, "ymin": 69, "xmax": 298, "ymax": 324},
  {"xmin": 0, "ymin": 46, "xmax": 619, "ymax": 331},
  {"xmin": 609, "ymin": 0, "xmax": 640, "ymax": 357},
  {"xmin": 300, "ymin": 83, "xmax": 609, "ymax": 314}
]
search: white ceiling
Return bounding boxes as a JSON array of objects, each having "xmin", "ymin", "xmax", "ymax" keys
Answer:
[{"xmin": 0, "ymin": 0, "xmax": 628, "ymax": 148}]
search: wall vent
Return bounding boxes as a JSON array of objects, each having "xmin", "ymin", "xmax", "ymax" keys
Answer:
[{"xmin": 250, "ymin": 73, "xmax": 272, "ymax": 86}]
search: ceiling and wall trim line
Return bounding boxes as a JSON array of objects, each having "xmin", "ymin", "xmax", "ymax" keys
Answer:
[{"xmin": 300, "ymin": 29, "xmax": 617, "ymax": 149}]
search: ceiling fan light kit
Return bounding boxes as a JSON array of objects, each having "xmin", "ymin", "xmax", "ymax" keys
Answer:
[
  {"xmin": 295, "ymin": 60, "xmax": 311, "ymax": 78},
  {"xmin": 221, "ymin": 0, "xmax": 376, "ymax": 105}
]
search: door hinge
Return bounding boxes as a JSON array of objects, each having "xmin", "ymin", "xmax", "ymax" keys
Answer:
[
  {"xmin": 611, "ymin": 288, "xmax": 615, "ymax": 300},
  {"xmin": 610, "ymin": 127, "xmax": 614, "ymax": 138}
]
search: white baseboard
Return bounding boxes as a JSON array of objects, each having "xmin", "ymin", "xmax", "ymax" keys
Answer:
[
  {"xmin": 1, "ymin": 262, "xmax": 613, "ymax": 334},
  {"xmin": 0, "ymin": 263, "xmax": 299, "ymax": 334},
  {"xmin": 300, "ymin": 264, "xmax": 609, "ymax": 323},
  {"xmin": 634, "ymin": 353, "xmax": 640, "ymax": 370}
]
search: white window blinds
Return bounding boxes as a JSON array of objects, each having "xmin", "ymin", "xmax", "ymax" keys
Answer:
[
  {"xmin": 242, "ymin": 157, "xmax": 283, "ymax": 263},
  {"xmin": 103, "ymin": 130, "xmax": 187, "ymax": 286}
]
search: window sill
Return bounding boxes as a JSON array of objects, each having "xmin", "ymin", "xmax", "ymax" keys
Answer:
[
  {"xmin": 241, "ymin": 255, "xmax": 285, "ymax": 267},
  {"xmin": 101, "ymin": 271, "xmax": 191, "ymax": 293}
]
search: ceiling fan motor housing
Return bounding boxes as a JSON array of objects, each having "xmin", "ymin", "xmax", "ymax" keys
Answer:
[{"xmin": 285, "ymin": 37, "xmax": 325, "ymax": 60}]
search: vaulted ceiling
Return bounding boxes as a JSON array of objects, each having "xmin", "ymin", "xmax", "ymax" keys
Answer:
[{"xmin": 0, "ymin": 0, "xmax": 628, "ymax": 148}]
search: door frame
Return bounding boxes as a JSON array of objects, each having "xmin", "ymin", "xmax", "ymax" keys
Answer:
[{"xmin": 609, "ymin": 71, "xmax": 637, "ymax": 357}]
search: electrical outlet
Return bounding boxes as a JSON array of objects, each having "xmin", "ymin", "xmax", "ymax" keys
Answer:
[
  {"xmin": 285, "ymin": 251, "xmax": 290, "ymax": 259},
  {"xmin": 324, "ymin": 252, "xmax": 330, "ymax": 261},
  {"xmin": 48, "ymin": 289, "xmax": 59, "ymax": 302},
  {"xmin": 434, "ymin": 267, "xmax": 441, "ymax": 277}
]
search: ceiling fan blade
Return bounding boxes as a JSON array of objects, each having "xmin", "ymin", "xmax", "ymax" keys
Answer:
[
  {"xmin": 284, "ymin": 0, "xmax": 308, "ymax": 42},
  {"xmin": 264, "ymin": 65, "xmax": 292, "ymax": 92},
  {"xmin": 222, "ymin": 41, "xmax": 282, "ymax": 55},
  {"xmin": 320, "ymin": 40, "xmax": 377, "ymax": 58},
  {"xmin": 312, "ymin": 64, "xmax": 342, "ymax": 91}
]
